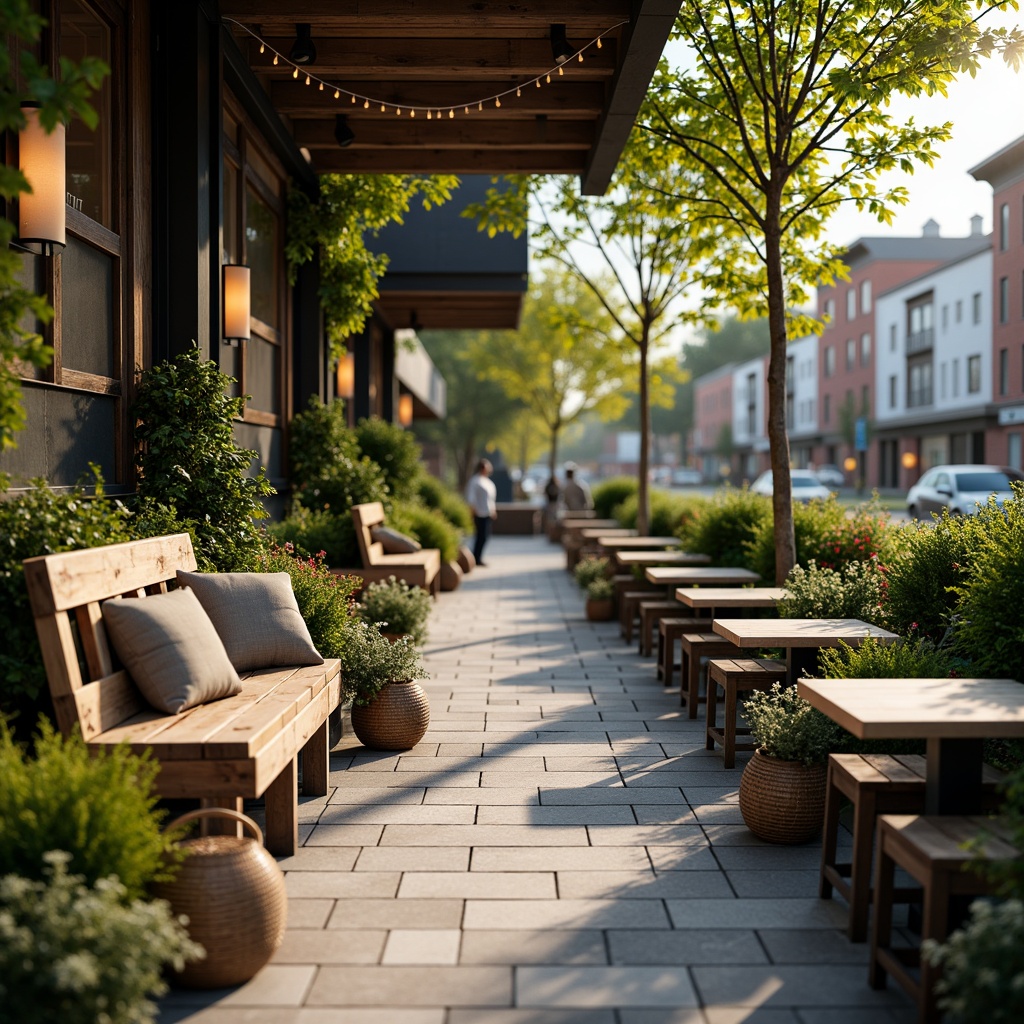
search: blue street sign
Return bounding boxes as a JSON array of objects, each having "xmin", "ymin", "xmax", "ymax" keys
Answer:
[{"xmin": 854, "ymin": 417, "xmax": 868, "ymax": 452}]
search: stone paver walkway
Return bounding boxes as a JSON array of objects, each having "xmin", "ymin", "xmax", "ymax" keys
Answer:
[{"xmin": 160, "ymin": 535, "xmax": 913, "ymax": 1024}]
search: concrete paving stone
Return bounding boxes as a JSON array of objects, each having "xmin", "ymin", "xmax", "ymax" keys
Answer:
[
  {"xmin": 667, "ymin": 899, "xmax": 850, "ymax": 930},
  {"xmin": 616, "ymin": 1012, "xmax": 709, "ymax": 1024},
  {"xmin": 214, "ymin": 965, "xmax": 316, "ymax": 1006},
  {"xmin": 692, "ymin": 965, "xmax": 912, "ymax": 1008},
  {"xmin": 423, "ymin": 787, "xmax": 541, "ymax": 805},
  {"xmin": 476, "ymin": 805, "xmax": 637, "ymax": 826},
  {"xmin": 327, "ymin": 787, "xmax": 427, "ymax": 805},
  {"xmin": 355, "ymin": 771, "xmax": 483, "ymax": 788},
  {"xmin": 380, "ymin": 824, "xmax": 589, "ymax": 846},
  {"xmin": 395, "ymin": 755, "xmax": 547, "ymax": 771},
  {"xmin": 382, "ymin": 929, "xmax": 462, "ymax": 964},
  {"xmin": 471, "ymin": 846, "xmax": 653, "ymax": 872},
  {"xmin": 283, "ymin": 898, "xmax": 335, "ymax": 929},
  {"xmin": 449, "ymin": 1010, "xmax": 616, "ymax": 1024},
  {"xmin": 398, "ymin": 872, "xmax": 557, "ymax": 899},
  {"xmin": 757, "ymin": 929, "xmax": 871, "ymax": 964},
  {"xmin": 482, "ymin": 772, "xmax": 624, "ymax": 788},
  {"xmin": 726, "ymin": 872, "xmax": 821, "ymax": 899},
  {"xmin": 795, "ymin": 1009, "xmax": 915, "ymax": 1024},
  {"xmin": 588, "ymin": 825, "xmax": 708, "ymax": 847},
  {"xmin": 303, "ymin": 824, "xmax": 384, "ymax": 847},
  {"xmin": 542, "ymin": 756, "xmax": 620, "ymax": 772},
  {"xmin": 540, "ymin": 787, "xmax": 685, "ymax": 805},
  {"xmin": 305, "ymin": 966, "xmax": 513, "ymax": 1007},
  {"xmin": 622, "ymin": 772, "xmax": 733, "ymax": 788},
  {"xmin": 318, "ymin": 804, "xmax": 475, "ymax": 826},
  {"xmin": 486, "ymin": 743, "xmax": 615, "ymax": 757},
  {"xmin": 272, "ymin": 928, "xmax": 387, "ymax": 964},
  {"xmin": 277, "ymin": 847, "xmax": 360, "ymax": 872},
  {"xmin": 516, "ymin": 966, "xmax": 699, "ymax": 1008},
  {"xmin": 631, "ymin": 806, "xmax": 699, "ymax": 825},
  {"xmin": 689, "ymin": 805, "xmax": 747, "ymax": 824},
  {"xmin": 700, "ymin": 1011, "xmax": 800, "ymax": 1024},
  {"xmin": 326, "ymin": 898, "xmax": 464, "ymax": 930},
  {"xmin": 285, "ymin": 871, "xmax": 400, "ymax": 898},
  {"xmin": 463, "ymin": 898, "xmax": 670, "ymax": 930},
  {"xmin": 607, "ymin": 928, "xmax": 768, "ymax": 965},
  {"xmin": 642, "ymin": 847, "xmax": 721, "ymax": 871},
  {"xmin": 421, "ymin": 731, "xmax": 502, "ymax": 742},
  {"xmin": 158, "ymin": 1009, "xmax": 446, "ymax": 1024},
  {"xmin": 682, "ymin": 786, "xmax": 741, "ymax": 805},
  {"xmin": 558, "ymin": 871, "xmax": 733, "ymax": 900},
  {"xmin": 354, "ymin": 847, "xmax": 471, "ymax": 872},
  {"xmin": 709, "ymin": 847, "xmax": 829, "ymax": 871}
]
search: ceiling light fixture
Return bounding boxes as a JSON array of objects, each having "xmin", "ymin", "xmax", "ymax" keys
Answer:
[
  {"xmin": 289, "ymin": 23, "xmax": 317, "ymax": 65},
  {"xmin": 334, "ymin": 114, "xmax": 355, "ymax": 148},
  {"xmin": 550, "ymin": 24, "xmax": 573, "ymax": 64}
]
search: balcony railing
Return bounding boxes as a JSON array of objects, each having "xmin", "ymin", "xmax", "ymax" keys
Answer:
[
  {"xmin": 906, "ymin": 327, "xmax": 934, "ymax": 355},
  {"xmin": 907, "ymin": 386, "xmax": 933, "ymax": 408}
]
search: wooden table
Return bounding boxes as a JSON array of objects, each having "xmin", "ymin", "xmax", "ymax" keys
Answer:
[
  {"xmin": 579, "ymin": 527, "xmax": 636, "ymax": 540},
  {"xmin": 598, "ymin": 536, "xmax": 680, "ymax": 551},
  {"xmin": 798, "ymin": 677, "xmax": 1024, "ymax": 814},
  {"xmin": 616, "ymin": 550, "xmax": 712, "ymax": 569},
  {"xmin": 644, "ymin": 566, "xmax": 760, "ymax": 587},
  {"xmin": 711, "ymin": 617, "xmax": 898, "ymax": 686},
  {"xmin": 675, "ymin": 586, "xmax": 787, "ymax": 618}
]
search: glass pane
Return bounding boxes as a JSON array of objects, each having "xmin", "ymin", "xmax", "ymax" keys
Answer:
[
  {"xmin": 61, "ymin": 235, "xmax": 115, "ymax": 378},
  {"xmin": 246, "ymin": 185, "xmax": 279, "ymax": 328},
  {"xmin": 247, "ymin": 336, "xmax": 280, "ymax": 413},
  {"xmin": 61, "ymin": 0, "xmax": 113, "ymax": 229},
  {"xmin": 224, "ymin": 161, "xmax": 240, "ymax": 264}
]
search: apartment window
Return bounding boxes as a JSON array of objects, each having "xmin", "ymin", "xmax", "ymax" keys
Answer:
[
  {"xmin": 967, "ymin": 354, "xmax": 982, "ymax": 394},
  {"xmin": 907, "ymin": 296, "xmax": 934, "ymax": 354},
  {"xmin": 972, "ymin": 292, "xmax": 982, "ymax": 324},
  {"xmin": 746, "ymin": 373, "xmax": 757, "ymax": 435},
  {"xmin": 889, "ymin": 375, "xmax": 897, "ymax": 408},
  {"xmin": 1000, "ymin": 348, "xmax": 1009, "ymax": 397},
  {"xmin": 824, "ymin": 394, "xmax": 831, "ymax": 423},
  {"xmin": 941, "ymin": 305, "xmax": 948, "ymax": 330},
  {"xmin": 1000, "ymin": 202, "xmax": 1010, "ymax": 251},
  {"xmin": 861, "ymin": 332, "xmax": 871, "ymax": 367},
  {"xmin": 955, "ymin": 300, "xmax": 963, "ymax": 323},
  {"xmin": 824, "ymin": 298, "xmax": 835, "ymax": 321},
  {"xmin": 824, "ymin": 345, "xmax": 835, "ymax": 378},
  {"xmin": 1009, "ymin": 433, "xmax": 1023, "ymax": 473},
  {"xmin": 940, "ymin": 362, "xmax": 947, "ymax": 399},
  {"xmin": 1000, "ymin": 277, "xmax": 1009, "ymax": 324},
  {"xmin": 860, "ymin": 280, "xmax": 872, "ymax": 314},
  {"xmin": 952, "ymin": 358, "xmax": 960, "ymax": 397},
  {"xmin": 846, "ymin": 338, "xmax": 856, "ymax": 371},
  {"xmin": 907, "ymin": 357, "xmax": 933, "ymax": 408},
  {"xmin": 889, "ymin": 324, "xmax": 897, "ymax": 352},
  {"xmin": 847, "ymin": 289, "xmax": 857, "ymax": 320}
]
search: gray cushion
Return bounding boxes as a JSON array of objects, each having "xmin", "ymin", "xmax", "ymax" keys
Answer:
[
  {"xmin": 176, "ymin": 570, "xmax": 324, "ymax": 672},
  {"xmin": 102, "ymin": 588, "xmax": 242, "ymax": 715},
  {"xmin": 371, "ymin": 526, "xmax": 422, "ymax": 554}
]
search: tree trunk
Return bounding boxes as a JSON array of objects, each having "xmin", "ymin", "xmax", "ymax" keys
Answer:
[
  {"xmin": 764, "ymin": 195, "xmax": 796, "ymax": 585},
  {"xmin": 637, "ymin": 332, "xmax": 651, "ymax": 535}
]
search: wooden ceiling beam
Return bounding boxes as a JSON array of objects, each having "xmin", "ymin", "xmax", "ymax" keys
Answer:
[
  {"xmin": 309, "ymin": 149, "xmax": 583, "ymax": 174},
  {"xmin": 293, "ymin": 118, "xmax": 594, "ymax": 149}
]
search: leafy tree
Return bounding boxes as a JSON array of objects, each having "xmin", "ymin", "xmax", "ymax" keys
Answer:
[
  {"xmin": 467, "ymin": 268, "xmax": 631, "ymax": 477},
  {"xmin": 0, "ymin": 0, "xmax": 107, "ymax": 455},
  {"xmin": 641, "ymin": 1, "xmax": 1022, "ymax": 581}
]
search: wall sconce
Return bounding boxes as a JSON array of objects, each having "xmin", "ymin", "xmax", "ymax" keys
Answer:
[
  {"xmin": 550, "ymin": 24, "xmax": 573, "ymax": 64},
  {"xmin": 901, "ymin": 451, "xmax": 918, "ymax": 470},
  {"xmin": 17, "ymin": 103, "xmax": 66, "ymax": 256},
  {"xmin": 398, "ymin": 394, "xmax": 414, "ymax": 427},
  {"xmin": 336, "ymin": 351, "xmax": 355, "ymax": 399},
  {"xmin": 222, "ymin": 264, "xmax": 250, "ymax": 346},
  {"xmin": 289, "ymin": 23, "xmax": 317, "ymax": 65},
  {"xmin": 334, "ymin": 115, "xmax": 356, "ymax": 149}
]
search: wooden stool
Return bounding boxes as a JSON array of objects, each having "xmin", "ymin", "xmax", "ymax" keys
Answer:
[
  {"xmin": 679, "ymin": 632, "xmax": 736, "ymax": 718},
  {"xmin": 620, "ymin": 588, "xmax": 659, "ymax": 643},
  {"xmin": 870, "ymin": 814, "xmax": 1018, "ymax": 1024},
  {"xmin": 637, "ymin": 600, "xmax": 682, "ymax": 657},
  {"xmin": 705, "ymin": 658, "xmax": 786, "ymax": 768},
  {"xmin": 658, "ymin": 617, "xmax": 702, "ymax": 684}
]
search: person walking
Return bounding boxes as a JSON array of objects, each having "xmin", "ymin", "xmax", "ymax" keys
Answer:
[
  {"xmin": 466, "ymin": 458, "xmax": 497, "ymax": 566},
  {"xmin": 562, "ymin": 464, "xmax": 593, "ymax": 512}
]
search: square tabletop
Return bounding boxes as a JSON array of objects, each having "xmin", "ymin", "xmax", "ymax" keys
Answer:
[
  {"xmin": 579, "ymin": 527, "xmax": 636, "ymax": 539},
  {"xmin": 675, "ymin": 586, "xmax": 787, "ymax": 609},
  {"xmin": 616, "ymin": 550, "xmax": 712, "ymax": 568},
  {"xmin": 563, "ymin": 518, "xmax": 620, "ymax": 533},
  {"xmin": 645, "ymin": 566, "xmax": 760, "ymax": 586},
  {"xmin": 711, "ymin": 617, "xmax": 898, "ymax": 649},
  {"xmin": 597, "ymin": 536, "xmax": 680, "ymax": 551}
]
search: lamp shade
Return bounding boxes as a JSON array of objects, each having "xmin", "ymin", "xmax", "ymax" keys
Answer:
[
  {"xmin": 223, "ymin": 264, "xmax": 251, "ymax": 342},
  {"xmin": 398, "ymin": 393, "xmax": 414, "ymax": 427},
  {"xmin": 336, "ymin": 351, "xmax": 355, "ymax": 399},
  {"xmin": 18, "ymin": 105, "xmax": 66, "ymax": 256}
]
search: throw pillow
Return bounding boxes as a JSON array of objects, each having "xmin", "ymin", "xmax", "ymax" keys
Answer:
[
  {"xmin": 371, "ymin": 526, "xmax": 421, "ymax": 554},
  {"xmin": 176, "ymin": 570, "xmax": 324, "ymax": 672},
  {"xmin": 103, "ymin": 588, "xmax": 242, "ymax": 715}
]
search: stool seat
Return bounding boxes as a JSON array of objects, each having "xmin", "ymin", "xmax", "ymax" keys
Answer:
[
  {"xmin": 705, "ymin": 658, "xmax": 786, "ymax": 768},
  {"xmin": 658, "ymin": 617, "xmax": 703, "ymax": 684},
  {"xmin": 679, "ymin": 633, "xmax": 736, "ymax": 718},
  {"xmin": 637, "ymin": 600, "xmax": 682, "ymax": 657}
]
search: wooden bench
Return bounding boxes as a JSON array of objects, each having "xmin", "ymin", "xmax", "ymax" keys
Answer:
[
  {"xmin": 704, "ymin": 657, "xmax": 787, "ymax": 768},
  {"xmin": 23, "ymin": 534, "xmax": 340, "ymax": 857},
  {"xmin": 351, "ymin": 502, "xmax": 441, "ymax": 596}
]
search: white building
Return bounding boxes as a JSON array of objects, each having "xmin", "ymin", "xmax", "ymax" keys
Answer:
[
  {"xmin": 732, "ymin": 355, "xmax": 768, "ymax": 481},
  {"xmin": 786, "ymin": 335, "xmax": 819, "ymax": 467}
]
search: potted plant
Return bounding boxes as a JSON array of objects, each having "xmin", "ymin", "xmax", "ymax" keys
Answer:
[
  {"xmin": 357, "ymin": 575, "xmax": 431, "ymax": 645},
  {"xmin": 738, "ymin": 683, "xmax": 839, "ymax": 844},
  {"xmin": 585, "ymin": 577, "xmax": 616, "ymax": 621},
  {"xmin": 341, "ymin": 620, "xmax": 430, "ymax": 750},
  {"xmin": 573, "ymin": 555, "xmax": 610, "ymax": 590}
]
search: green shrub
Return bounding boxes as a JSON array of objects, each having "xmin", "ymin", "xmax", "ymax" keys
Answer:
[
  {"xmin": 355, "ymin": 417, "xmax": 424, "ymax": 502},
  {"xmin": 586, "ymin": 577, "xmax": 615, "ymax": 601},
  {"xmin": 0, "ymin": 719, "xmax": 180, "ymax": 899},
  {"xmin": 0, "ymin": 851, "xmax": 202, "ymax": 1024},
  {"xmin": 592, "ymin": 476, "xmax": 637, "ymax": 519},
  {"xmin": 817, "ymin": 635, "xmax": 959, "ymax": 680},
  {"xmin": 391, "ymin": 501, "xmax": 460, "ymax": 562},
  {"xmin": 288, "ymin": 396, "xmax": 359, "ymax": 487},
  {"xmin": 0, "ymin": 472, "xmax": 134, "ymax": 712},
  {"xmin": 340, "ymin": 621, "xmax": 428, "ymax": 705},
  {"xmin": 743, "ymin": 683, "xmax": 841, "ymax": 765},
  {"xmin": 677, "ymin": 486, "xmax": 771, "ymax": 567},
  {"xmin": 924, "ymin": 898, "xmax": 1024, "ymax": 1024},
  {"xmin": 778, "ymin": 558, "xmax": 886, "ymax": 623},
  {"xmin": 357, "ymin": 576, "xmax": 432, "ymax": 645},
  {"xmin": 267, "ymin": 505, "xmax": 355, "ymax": 566},
  {"xmin": 417, "ymin": 474, "xmax": 473, "ymax": 532},
  {"xmin": 133, "ymin": 345, "xmax": 273, "ymax": 571},
  {"xmin": 614, "ymin": 490, "xmax": 708, "ymax": 537},
  {"xmin": 255, "ymin": 545, "xmax": 360, "ymax": 659},
  {"xmin": 573, "ymin": 556, "xmax": 609, "ymax": 590},
  {"xmin": 297, "ymin": 454, "xmax": 390, "ymax": 520}
]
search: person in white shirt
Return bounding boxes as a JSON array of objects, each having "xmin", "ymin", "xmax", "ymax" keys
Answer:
[
  {"xmin": 562, "ymin": 465, "xmax": 593, "ymax": 512},
  {"xmin": 465, "ymin": 458, "xmax": 497, "ymax": 566}
]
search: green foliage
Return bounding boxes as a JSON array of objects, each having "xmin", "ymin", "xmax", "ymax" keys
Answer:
[
  {"xmin": 355, "ymin": 416, "xmax": 424, "ymax": 503},
  {"xmin": 615, "ymin": 490, "xmax": 707, "ymax": 537},
  {"xmin": 266, "ymin": 505, "xmax": 355, "ymax": 567},
  {"xmin": 951, "ymin": 489, "xmax": 1024, "ymax": 679},
  {"xmin": 778, "ymin": 559, "xmax": 886, "ymax": 623},
  {"xmin": 677, "ymin": 487, "xmax": 771, "ymax": 567},
  {"xmin": 133, "ymin": 345, "xmax": 272, "ymax": 572},
  {"xmin": 586, "ymin": 577, "xmax": 615, "ymax": 601},
  {"xmin": 0, "ymin": 850, "xmax": 202, "ymax": 1024},
  {"xmin": 0, "ymin": 0, "xmax": 108, "ymax": 452},
  {"xmin": 982, "ymin": 765, "xmax": 1024, "ymax": 898},
  {"xmin": 357, "ymin": 576, "xmax": 432, "ymax": 645},
  {"xmin": 390, "ymin": 501, "xmax": 460, "ymax": 562},
  {"xmin": 924, "ymin": 898, "xmax": 1024, "ymax": 1024},
  {"xmin": 340, "ymin": 620, "xmax": 428, "ymax": 705},
  {"xmin": 0, "ymin": 471, "xmax": 133, "ymax": 709},
  {"xmin": 286, "ymin": 174, "xmax": 458, "ymax": 354},
  {"xmin": 0, "ymin": 719, "xmax": 180, "ymax": 899},
  {"xmin": 593, "ymin": 477, "xmax": 638, "ymax": 519},
  {"xmin": 573, "ymin": 556, "xmax": 609, "ymax": 591},
  {"xmin": 817, "ymin": 635, "xmax": 959, "ymax": 679},
  {"xmin": 743, "ymin": 683, "xmax": 841, "ymax": 766},
  {"xmin": 417, "ymin": 473, "xmax": 473, "ymax": 532},
  {"xmin": 288, "ymin": 396, "xmax": 359, "ymax": 490},
  {"xmin": 298, "ymin": 454, "xmax": 390, "ymax": 520},
  {"xmin": 255, "ymin": 545, "xmax": 360, "ymax": 660}
]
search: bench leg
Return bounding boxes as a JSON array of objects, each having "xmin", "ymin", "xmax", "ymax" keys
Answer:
[
  {"xmin": 723, "ymin": 678, "xmax": 738, "ymax": 769},
  {"xmin": 200, "ymin": 796, "xmax": 243, "ymax": 837},
  {"xmin": 819, "ymin": 763, "xmax": 842, "ymax": 900},
  {"xmin": 705, "ymin": 672, "xmax": 719, "ymax": 751},
  {"xmin": 848, "ymin": 790, "xmax": 878, "ymax": 942},
  {"xmin": 686, "ymin": 651, "xmax": 702, "ymax": 719},
  {"xmin": 869, "ymin": 837, "xmax": 895, "ymax": 990},
  {"xmin": 301, "ymin": 720, "xmax": 330, "ymax": 797},
  {"xmin": 264, "ymin": 756, "xmax": 299, "ymax": 857}
]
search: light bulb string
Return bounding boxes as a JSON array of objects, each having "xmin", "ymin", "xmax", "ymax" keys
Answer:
[{"xmin": 222, "ymin": 18, "xmax": 627, "ymax": 115}]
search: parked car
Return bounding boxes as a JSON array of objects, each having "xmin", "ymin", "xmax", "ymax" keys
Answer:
[
  {"xmin": 813, "ymin": 464, "xmax": 846, "ymax": 488},
  {"xmin": 906, "ymin": 464, "xmax": 1019, "ymax": 518},
  {"xmin": 671, "ymin": 467, "xmax": 703, "ymax": 486},
  {"xmin": 750, "ymin": 469, "xmax": 833, "ymax": 502}
]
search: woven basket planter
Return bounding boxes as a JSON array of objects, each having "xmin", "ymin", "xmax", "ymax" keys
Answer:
[
  {"xmin": 585, "ymin": 597, "xmax": 615, "ymax": 621},
  {"xmin": 738, "ymin": 749, "xmax": 827, "ymax": 845},
  {"xmin": 152, "ymin": 808, "xmax": 287, "ymax": 989},
  {"xmin": 351, "ymin": 679, "xmax": 431, "ymax": 750},
  {"xmin": 440, "ymin": 560, "xmax": 463, "ymax": 591},
  {"xmin": 457, "ymin": 545, "xmax": 476, "ymax": 573}
]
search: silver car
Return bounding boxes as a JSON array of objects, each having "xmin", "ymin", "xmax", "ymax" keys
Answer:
[
  {"xmin": 906, "ymin": 464, "xmax": 1019, "ymax": 518},
  {"xmin": 750, "ymin": 469, "xmax": 832, "ymax": 502}
]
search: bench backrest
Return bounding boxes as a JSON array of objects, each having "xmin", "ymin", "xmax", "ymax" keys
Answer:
[
  {"xmin": 22, "ymin": 534, "xmax": 197, "ymax": 740},
  {"xmin": 351, "ymin": 502, "xmax": 386, "ymax": 567}
]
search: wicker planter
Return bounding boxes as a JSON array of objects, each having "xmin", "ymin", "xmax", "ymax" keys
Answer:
[
  {"xmin": 152, "ymin": 808, "xmax": 287, "ymax": 989},
  {"xmin": 440, "ymin": 560, "xmax": 463, "ymax": 591},
  {"xmin": 351, "ymin": 679, "xmax": 431, "ymax": 750},
  {"xmin": 739, "ymin": 749, "xmax": 827, "ymax": 844},
  {"xmin": 585, "ymin": 597, "xmax": 615, "ymax": 621},
  {"xmin": 457, "ymin": 545, "xmax": 476, "ymax": 573}
]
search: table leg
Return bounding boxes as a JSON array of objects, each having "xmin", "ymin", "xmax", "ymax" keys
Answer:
[
  {"xmin": 925, "ymin": 736, "xmax": 985, "ymax": 815},
  {"xmin": 787, "ymin": 646, "xmax": 818, "ymax": 686}
]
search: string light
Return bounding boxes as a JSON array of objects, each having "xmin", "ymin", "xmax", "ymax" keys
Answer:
[
  {"xmin": 305, "ymin": 74, "xmax": 311, "ymax": 85},
  {"xmin": 363, "ymin": 98, "xmax": 369, "ymax": 108},
  {"xmin": 448, "ymin": 109, "xmax": 454, "ymax": 118},
  {"xmin": 272, "ymin": 53, "xmax": 278, "ymax": 65},
  {"xmin": 495, "ymin": 97, "xmax": 501, "ymax": 107},
  {"xmin": 546, "ymin": 73, "xmax": 551, "ymax": 83},
  {"xmin": 380, "ymin": 103, "xmax": 386, "ymax": 111},
  {"xmin": 427, "ymin": 110, "xmax": 431, "ymax": 119},
  {"xmin": 516, "ymin": 86, "xmax": 521, "ymax": 97},
  {"xmin": 292, "ymin": 67, "xmax": 298, "ymax": 78},
  {"xmin": 334, "ymin": 89, "xmax": 340, "ymax": 98},
  {"xmin": 597, "ymin": 36, "xmax": 603, "ymax": 48},
  {"xmin": 558, "ymin": 65, "xmax": 564, "ymax": 75},
  {"xmin": 319, "ymin": 81, "xmax": 324, "ymax": 90},
  {"xmin": 396, "ymin": 107, "xmax": 401, "ymax": 115},
  {"xmin": 259, "ymin": 42, "xmax": 265, "ymax": 54}
]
